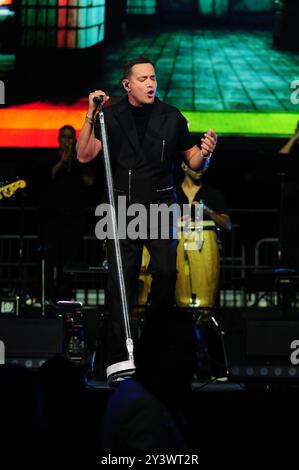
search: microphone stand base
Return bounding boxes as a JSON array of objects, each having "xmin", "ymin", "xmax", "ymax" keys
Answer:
[{"xmin": 106, "ymin": 359, "xmax": 136, "ymax": 385}]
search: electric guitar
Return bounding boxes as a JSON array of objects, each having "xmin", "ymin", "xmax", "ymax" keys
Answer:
[{"xmin": 0, "ymin": 180, "xmax": 27, "ymax": 200}]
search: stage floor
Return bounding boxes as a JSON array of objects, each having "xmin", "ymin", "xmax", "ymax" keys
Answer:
[
  {"xmin": 1, "ymin": 367, "xmax": 299, "ymax": 451},
  {"xmin": 88, "ymin": 377, "xmax": 242, "ymax": 392}
]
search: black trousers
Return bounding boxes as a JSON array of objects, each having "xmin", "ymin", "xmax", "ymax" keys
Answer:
[{"xmin": 106, "ymin": 204, "xmax": 178, "ymax": 366}]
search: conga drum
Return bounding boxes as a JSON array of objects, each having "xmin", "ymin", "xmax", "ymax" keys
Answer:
[
  {"xmin": 175, "ymin": 220, "xmax": 220, "ymax": 309},
  {"xmin": 136, "ymin": 220, "xmax": 220, "ymax": 310}
]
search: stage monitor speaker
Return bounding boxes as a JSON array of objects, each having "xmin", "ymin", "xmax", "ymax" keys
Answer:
[
  {"xmin": 216, "ymin": 307, "xmax": 299, "ymax": 382},
  {"xmin": 0, "ymin": 316, "xmax": 64, "ymax": 368}
]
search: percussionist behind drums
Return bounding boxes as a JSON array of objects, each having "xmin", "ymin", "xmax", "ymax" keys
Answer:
[
  {"xmin": 136, "ymin": 159, "xmax": 231, "ymax": 310},
  {"xmin": 175, "ymin": 160, "xmax": 231, "ymax": 310}
]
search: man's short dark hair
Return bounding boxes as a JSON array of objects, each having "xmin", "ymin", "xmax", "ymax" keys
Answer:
[
  {"xmin": 123, "ymin": 57, "xmax": 155, "ymax": 79},
  {"xmin": 59, "ymin": 125, "xmax": 76, "ymax": 139}
]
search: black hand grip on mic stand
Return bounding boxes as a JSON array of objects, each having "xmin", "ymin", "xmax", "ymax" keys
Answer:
[
  {"xmin": 95, "ymin": 99, "xmax": 134, "ymax": 364},
  {"xmin": 93, "ymin": 96, "xmax": 104, "ymax": 106}
]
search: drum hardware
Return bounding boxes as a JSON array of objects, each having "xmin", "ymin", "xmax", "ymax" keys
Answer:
[
  {"xmin": 190, "ymin": 293, "xmax": 200, "ymax": 307},
  {"xmin": 183, "ymin": 242, "xmax": 199, "ymax": 307}
]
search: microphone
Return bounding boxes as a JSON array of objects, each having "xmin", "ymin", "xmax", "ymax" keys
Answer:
[{"xmin": 93, "ymin": 95, "xmax": 104, "ymax": 106}]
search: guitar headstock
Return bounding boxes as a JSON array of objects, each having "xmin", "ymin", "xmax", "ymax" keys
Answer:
[
  {"xmin": 13, "ymin": 180, "xmax": 26, "ymax": 190},
  {"xmin": 0, "ymin": 179, "xmax": 27, "ymax": 200}
]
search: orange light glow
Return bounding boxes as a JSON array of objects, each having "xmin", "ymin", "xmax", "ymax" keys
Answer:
[
  {"xmin": 0, "ymin": 0, "xmax": 13, "ymax": 6},
  {"xmin": 0, "ymin": 100, "xmax": 88, "ymax": 147}
]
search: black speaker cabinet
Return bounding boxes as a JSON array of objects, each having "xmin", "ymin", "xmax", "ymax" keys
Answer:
[
  {"xmin": 216, "ymin": 308, "xmax": 299, "ymax": 382},
  {"xmin": 0, "ymin": 316, "xmax": 64, "ymax": 368}
]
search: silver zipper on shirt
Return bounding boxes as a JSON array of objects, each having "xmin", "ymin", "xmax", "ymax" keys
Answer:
[
  {"xmin": 161, "ymin": 139, "xmax": 166, "ymax": 162},
  {"xmin": 156, "ymin": 185, "xmax": 174, "ymax": 192},
  {"xmin": 128, "ymin": 169, "xmax": 132, "ymax": 203}
]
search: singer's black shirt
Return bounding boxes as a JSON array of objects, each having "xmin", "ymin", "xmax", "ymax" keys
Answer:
[
  {"xmin": 96, "ymin": 98, "xmax": 195, "ymax": 151},
  {"xmin": 94, "ymin": 96, "xmax": 197, "ymax": 203}
]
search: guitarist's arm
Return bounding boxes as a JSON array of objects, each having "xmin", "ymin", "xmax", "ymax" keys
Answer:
[{"xmin": 51, "ymin": 144, "xmax": 73, "ymax": 179}]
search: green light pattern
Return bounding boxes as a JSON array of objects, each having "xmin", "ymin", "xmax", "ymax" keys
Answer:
[
  {"xmin": 197, "ymin": 0, "xmax": 229, "ymax": 17},
  {"xmin": 183, "ymin": 111, "xmax": 299, "ymax": 137},
  {"xmin": 232, "ymin": 0, "xmax": 273, "ymax": 12},
  {"xmin": 127, "ymin": 0, "xmax": 156, "ymax": 15},
  {"xmin": 197, "ymin": 0, "xmax": 274, "ymax": 16},
  {"xmin": 20, "ymin": 0, "xmax": 106, "ymax": 49},
  {"xmin": 100, "ymin": 29, "xmax": 299, "ymax": 116}
]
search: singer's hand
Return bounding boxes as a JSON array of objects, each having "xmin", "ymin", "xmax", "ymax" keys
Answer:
[
  {"xmin": 201, "ymin": 129, "xmax": 217, "ymax": 157},
  {"xmin": 88, "ymin": 90, "xmax": 109, "ymax": 114}
]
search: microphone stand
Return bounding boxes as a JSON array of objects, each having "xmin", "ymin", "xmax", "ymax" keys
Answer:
[
  {"xmin": 96, "ymin": 99, "xmax": 134, "ymax": 366},
  {"xmin": 18, "ymin": 185, "xmax": 25, "ymax": 312},
  {"xmin": 275, "ymin": 162, "xmax": 296, "ymax": 309}
]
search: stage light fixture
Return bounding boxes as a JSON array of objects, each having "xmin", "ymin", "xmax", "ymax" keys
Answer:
[{"xmin": 0, "ymin": 297, "xmax": 19, "ymax": 315}]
